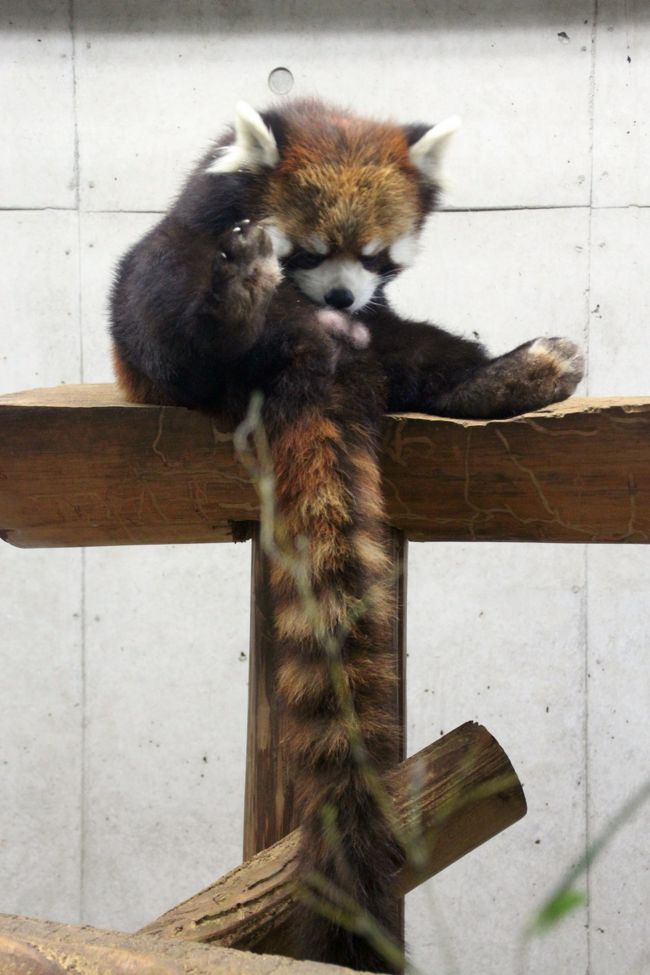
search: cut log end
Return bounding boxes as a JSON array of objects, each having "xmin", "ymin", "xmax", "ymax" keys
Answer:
[{"xmin": 140, "ymin": 722, "xmax": 526, "ymax": 953}]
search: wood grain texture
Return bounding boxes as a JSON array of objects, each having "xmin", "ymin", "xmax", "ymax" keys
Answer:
[
  {"xmin": 0, "ymin": 913, "xmax": 361, "ymax": 974},
  {"xmin": 140, "ymin": 722, "xmax": 526, "ymax": 951},
  {"xmin": 1, "ymin": 385, "xmax": 649, "ymax": 547}
]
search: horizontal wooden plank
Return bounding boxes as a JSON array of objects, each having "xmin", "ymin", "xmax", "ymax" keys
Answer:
[{"xmin": 1, "ymin": 385, "xmax": 649, "ymax": 547}]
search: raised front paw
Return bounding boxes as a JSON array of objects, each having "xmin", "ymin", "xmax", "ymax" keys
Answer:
[
  {"xmin": 212, "ymin": 220, "xmax": 282, "ymax": 309},
  {"xmin": 525, "ymin": 336, "xmax": 584, "ymax": 402}
]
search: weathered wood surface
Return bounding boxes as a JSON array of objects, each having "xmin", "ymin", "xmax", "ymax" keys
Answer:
[
  {"xmin": 140, "ymin": 722, "xmax": 526, "ymax": 951},
  {"xmin": 0, "ymin": 913, "xmax": 362, "ymax": 974},
  {"xmin": 2, "ymin": 384, "xmax": 649, "ymax": 548}
]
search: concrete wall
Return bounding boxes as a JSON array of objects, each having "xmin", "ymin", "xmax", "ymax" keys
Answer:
[{"xmin": 1, "ymin": 2, "xmax": 649, "ymax": 972}]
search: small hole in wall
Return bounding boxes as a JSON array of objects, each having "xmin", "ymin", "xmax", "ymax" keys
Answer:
[{"xmin": 268, "ymin": 67, "xmax": 294, "ymax": 95}]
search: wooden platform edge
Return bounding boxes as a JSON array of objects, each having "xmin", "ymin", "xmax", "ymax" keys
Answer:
[
  {"xmin": 2, "ymin": 384, "xmax": 650, "ymax": 547},
  {"xmin": 0, "ymin": 913, "xmax": 363, "ymax": 975}
]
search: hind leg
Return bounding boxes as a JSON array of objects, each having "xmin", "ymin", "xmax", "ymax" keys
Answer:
[{"xmin": 437, "ymin": 337, "xmax": 584, "ymax": 418}]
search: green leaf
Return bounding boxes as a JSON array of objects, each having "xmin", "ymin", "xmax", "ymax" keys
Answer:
[{"xmin": 532, "ymin": 889, "xmax": 586, "ymax": 933}]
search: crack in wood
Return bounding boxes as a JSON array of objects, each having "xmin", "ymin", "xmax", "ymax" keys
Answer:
[{"xmin": 2, "ymin": 389, "xmax": 650, "ymax": 546}]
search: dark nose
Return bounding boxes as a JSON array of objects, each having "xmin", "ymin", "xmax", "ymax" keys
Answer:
[{"xmin": 324, "ymin": 287, "xmax": 354, "ymax": 309}]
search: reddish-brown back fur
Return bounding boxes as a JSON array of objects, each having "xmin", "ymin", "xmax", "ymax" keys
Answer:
[{"xmin": 111, "ymin": 347, "xmax": 172, "ymax": 405}]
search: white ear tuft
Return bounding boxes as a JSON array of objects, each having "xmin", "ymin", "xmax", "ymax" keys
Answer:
[
  {"xmin": 389, "ymin": 230, "xmax": 421, "ymax": 268},
  {"xmin": 409, "ymin": 115, "xmax": 461, "ymax": 183},
  {"xmin": 206, "ymin": 101, "xmax": 280, "ymax": 175}
]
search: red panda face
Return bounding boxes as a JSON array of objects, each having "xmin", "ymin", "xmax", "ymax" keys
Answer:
[
  {"xmin": 259, "ymin": 108, "xmax": 426, "ymax": 311},
  {"xmin": 206, "ymin": 100, "xmax": 460, "ymax": 312},
  {"xmin": 267, "ymin": 230, "xmax": 420, "ymax": 313}
]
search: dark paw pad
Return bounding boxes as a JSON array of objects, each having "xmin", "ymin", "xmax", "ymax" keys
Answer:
[
  {"xmin": 212, "ymin": 221, "xmax": 280, "ymax": 296},
  {"xmin": 215, "ymin": 220, "xmax": 275, "ymax": 269},
  {"xmin": 210, "ymin": 222, "xmax": 281, "ymax": 323}
]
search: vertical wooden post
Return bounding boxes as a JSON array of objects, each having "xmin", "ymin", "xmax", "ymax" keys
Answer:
[
  {"xmin": 243, "ymin": 525, "xmax": 407, "ymax": 938},
  {"xmin": 243, "ymin": 525, "xmax": 296, "ymax": 858}
]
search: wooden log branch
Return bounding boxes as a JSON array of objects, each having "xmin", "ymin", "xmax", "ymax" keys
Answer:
[
  {"xmin": 0, "ymin": 913, "xmax": 360, "ymax": 975},
  {"xmin": 139, "ymin": 722, "xmax": 526, "ymax": 952},
  {"xmin": 1, "ymin": 385, "xmax": 649, "ymax": 547}
]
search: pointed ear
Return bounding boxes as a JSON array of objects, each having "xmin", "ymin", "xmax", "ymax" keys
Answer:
[
  {"xmin": 408, "ymin": 116, "xmax": 461, "ymax": 183},
  {"xmin": 206, "ymin": 102, "xmax": 280, "ymax": 174}
]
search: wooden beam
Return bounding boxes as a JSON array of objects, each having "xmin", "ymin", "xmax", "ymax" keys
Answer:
[
  {"xmin": 1, "ymin": 385, "xmax": 649, "ymax": 547},
  {"xmin": 139, "ymin": 722, "xmax": 526, "ymax": 951},
  {"xmin": 0, "ymin": 913, "xmax": 360, "ymax": 974}
]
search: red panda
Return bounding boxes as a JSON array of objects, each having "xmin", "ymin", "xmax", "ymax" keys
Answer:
[{"xmin": 110, "ymin": 99, "xmax": 583, "ymax": 971}]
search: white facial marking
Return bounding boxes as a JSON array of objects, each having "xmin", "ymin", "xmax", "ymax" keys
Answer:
[
  {"xmin": 409, "ymin": 115, "xmax": 461, "ymax": 183},
  {"xmin": 206, "ymin": 101, "xmax": 279, "ymax": 175},
  {"xmin": 389, "ymin": 230, "xmax": 421, "ymax": 268},
  {"xmin": 361, "ymin": 238, "xmax": 384, "ymax": 257},
  {"xmin": 305, "ymin": 236, "xmax": 330, "ymax": 255},
  {"xmin": 263, "ymin": 223, "xmax": 293, "ymax": 259},
  {"xmin": 291, "ymin": 258, "xmax": 379, "ymax": 313}
]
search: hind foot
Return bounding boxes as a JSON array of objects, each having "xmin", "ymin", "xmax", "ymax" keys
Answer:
[
  {"xmin": 441, "ymin": 336, "xmax": 584, "ymax": 419},
  {"xmin": 524, "ymin": 337, "xmax": 584, "ymax": 402}
]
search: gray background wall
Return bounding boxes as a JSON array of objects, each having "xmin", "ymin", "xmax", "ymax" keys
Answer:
[{"xmin": 1, "ymin": 1, "xmax": 649, "ymax": 972}]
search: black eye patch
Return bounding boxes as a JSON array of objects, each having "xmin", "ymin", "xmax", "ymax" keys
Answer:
[
  {"xmin": 360, "ymin": 251, "xmax": 399, "ymax": 276},
  {"xmin": 359, "ymin": 254, "xmax": 385, "ymax": 272},
  {"xmin": 285, "ymin": 248, "xmax": 326, "ymax": 271}
]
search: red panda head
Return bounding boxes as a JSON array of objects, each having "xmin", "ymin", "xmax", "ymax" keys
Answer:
[{"xmin": 206, "ymin": 100, "xmax": 460, "ymax": 313}]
